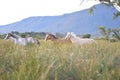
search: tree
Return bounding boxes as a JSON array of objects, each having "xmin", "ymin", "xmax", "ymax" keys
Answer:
[
  {"xmin": 82, "ymin": 34, "xmax": 91, "ymax": 38},
  {"xmin": 20, "ymin": 33, "xmax": 26, "ymax": 38},
  {"xmin": 80, "ymin": 0, "xmax": 120, "ymax": 18},
  {"xmin": 0, "ymin": 34, "xmax": 6, "ymax": 39},
  {"xmin": 81, "ymin": 0, "xmax": 120, "ymax": 6},
  {"xmin": 11, "ymin": 31, "xmax": 19, "ymax": 34},
  {"xmin": 98, "ymin": 26, "xmax": 120, "ymax": 41},
  {"xmin": 56, "ymin": 32, "xmax": 65, "ymax": 38},
  {"xmin": 112, "ymin": 28, "xmax": 120, "ymax": 40},
  {"xmin": 99, "ymin": 0, "xmax": 120, "ymax": 18},
  {"xmin": 98, "ymin": 26, "xmax": 111, "ymax": 40}
]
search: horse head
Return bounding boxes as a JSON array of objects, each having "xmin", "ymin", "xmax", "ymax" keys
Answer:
[
  {"xmin": 45, "ymin": 33, "xmax": 58, "ymax": 41},
  {"xmin": 4, "ymin": 33, "xmax": 13, "ymax": 40},
  {"xmin": 4, "ymin": 32, "xmax": 20, "ymax": 41},
  {"xmin": 65, "ymin": 32, "xmax": 77, "ymax": 40}
]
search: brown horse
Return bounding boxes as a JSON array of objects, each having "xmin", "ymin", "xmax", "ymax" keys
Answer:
[{"xmin": 44, "ymin": 33, "xmax": 72, "ymax": 44}]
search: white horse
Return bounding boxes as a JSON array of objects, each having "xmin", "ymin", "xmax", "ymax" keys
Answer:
[
  {"xmin": 65, "ymin": 32, "xmax": 96, "ymax": 45},
  {"xmin": 4, "ymin": 33, "xmax": 40, "ymax": 46}
]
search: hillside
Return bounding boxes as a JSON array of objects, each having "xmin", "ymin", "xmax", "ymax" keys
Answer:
[{"xmin": 0, "ymin": 4, "xmax": 119, "ymax": 34}]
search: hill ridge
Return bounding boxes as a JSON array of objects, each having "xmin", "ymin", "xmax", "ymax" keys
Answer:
[{"xmin": 0, "ymin": 4, "xmax": 119, "ymax": 34}]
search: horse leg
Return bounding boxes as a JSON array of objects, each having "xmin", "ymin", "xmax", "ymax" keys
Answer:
[{"xmin": 35, "ymin": 39, "xmax": 40, "ymax": 45}]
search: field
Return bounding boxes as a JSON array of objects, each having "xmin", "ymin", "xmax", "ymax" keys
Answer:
[{"xmin": 0, "ymin": 39, "xmax": 120, "ymax": 80}]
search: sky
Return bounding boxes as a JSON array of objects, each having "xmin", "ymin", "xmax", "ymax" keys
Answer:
[{"xmin": 0, "ymin": 0, "xmax": 100, "ymax": 25}]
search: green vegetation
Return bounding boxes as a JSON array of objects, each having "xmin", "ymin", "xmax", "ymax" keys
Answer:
[
  {"xmin": 81, "ymin": 0, "xmax": 120, "ymax": 18},
  {"xmin": 0, "ymin": 32, "xmax": 46, "ymax": 39},
  {"xmin": 98, "ymin": 26, "xmax": 120, "ymax": 41},
  {"xmin": 0, "ymin": 39, "xmax": 120, "ymax": 80},
  {"xmin": 98, "ymin": 26, "xmax": 111, "ymax": 40},
  {"xmin": 82, "ymin": 34, "xmax": 91, "ymax": 38}
]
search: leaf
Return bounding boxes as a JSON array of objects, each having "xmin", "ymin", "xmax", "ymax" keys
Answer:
[
  {"xmin": 88, "ymin": 6, "xmax": 96, "ymax": 15},
  {"xmin": 113, "ymin": 12, "xmax": 120, "ymax": 19}
]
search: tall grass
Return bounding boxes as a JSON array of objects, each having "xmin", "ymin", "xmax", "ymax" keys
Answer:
[{"xmin": 0, "ymin": 39, "xmax": 120, "ymax": 80}]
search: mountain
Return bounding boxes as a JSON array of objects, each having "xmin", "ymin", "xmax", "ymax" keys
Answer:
[{"xmin": 0, "ymin": 4, "xmax": 120, "ymax": 34}]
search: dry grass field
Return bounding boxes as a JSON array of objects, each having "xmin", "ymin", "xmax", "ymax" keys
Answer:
[{"xmin": 0, "ymin": 39, "xmax": 120, "ymax": 80}]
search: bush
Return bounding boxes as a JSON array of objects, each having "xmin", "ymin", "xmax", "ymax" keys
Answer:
[{"xmin": 82, "ymin": 34, "xmax": 91, "ymax": 38}]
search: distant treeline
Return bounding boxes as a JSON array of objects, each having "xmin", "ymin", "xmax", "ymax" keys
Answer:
[
  {"xmin": 0, "ymin": 31, "xmax": 46, "ymax": 39},
  {"xmin": 0, "ymin": 31, "xmax": 92, "ymax": 39},
  {"xmin": 1, "ymin": 26, "xmax": 119, "ymax": 41}
]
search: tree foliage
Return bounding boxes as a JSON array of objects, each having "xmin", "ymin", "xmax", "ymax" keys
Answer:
[
  {"xmin": 112, "ymin": 28, "xmax": 120, "ymax": 40},
  {"xmin": 98, "ymin": 26, "xmax": 111, "ymax": 40},
  {"xmin": 82, "ymin": 34, "xmax": 91, "ymax": 38},
  {"xmin": 98, "ymin": 26, "xmax": 120, "ymax": 41},
  {"xmin": 81, "ymin": 0, "xmax": 120, "ymax": 18}
]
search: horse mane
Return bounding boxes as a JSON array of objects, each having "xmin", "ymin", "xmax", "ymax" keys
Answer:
[
  {"xmin": 9, "ymin": 33, "xmax": 20, "ymax": 39},
  {"xmin": 52, "ymin": 34, "xmax": 58, "ymax": 39},
  {"xmin": 48, "ymin": 33, "xmax": 58, "ymax": 39},
  {"xmin": 70, "ymin": 32, "xmax": 77, "ymax": 38}
]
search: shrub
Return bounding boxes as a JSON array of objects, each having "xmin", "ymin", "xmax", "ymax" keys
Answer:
[{"xmin": 82, "ymin": 34, "xmax": 91, "ymax": 38}]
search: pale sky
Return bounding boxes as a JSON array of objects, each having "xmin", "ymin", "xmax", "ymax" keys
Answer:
[{"xmin": 0, "ymin": 0, "xmax": 100, "ymax": 25}]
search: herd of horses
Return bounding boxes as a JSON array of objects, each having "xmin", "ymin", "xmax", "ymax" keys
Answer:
[{"xmin": 4, "ymin": 32, "xmax": 96, "ymax": 46}]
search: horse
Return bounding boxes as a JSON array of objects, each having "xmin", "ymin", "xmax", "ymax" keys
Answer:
[
  {"xmin": 44, "ymin": 33, "xmax": 72, "ymax": 44},
  {"xmin": 65, "ymin": 32, "xmax": 96, "ymax": 45},
  {"xmin": 4, "ymin": 33, "xmax": 40, "ymax": 46}
]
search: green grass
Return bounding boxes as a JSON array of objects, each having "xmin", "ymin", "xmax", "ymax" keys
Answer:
[{"xmin": 0, "ymin": 39, "xmax": 120, "ymax": 80}]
